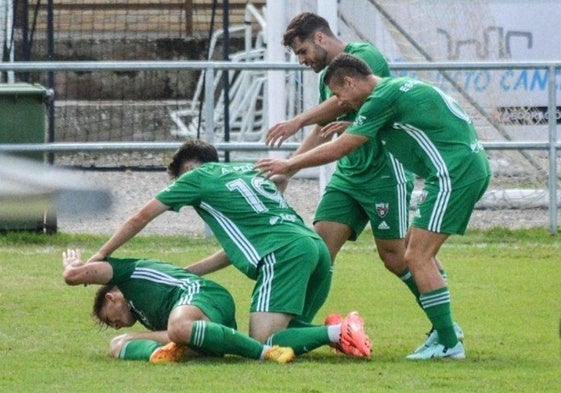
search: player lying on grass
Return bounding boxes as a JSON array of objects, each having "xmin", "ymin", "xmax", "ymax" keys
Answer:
[
  {"xmin": 62, "ymin": 249, "xmax": 294, "ymax": 363},
  {"xmin": 87, "ymin": 139, "xmax": 372, "ymax": 359},
  {"xmin": 63, "ymin": 249, "xmax": 368, "ymax": 362}
]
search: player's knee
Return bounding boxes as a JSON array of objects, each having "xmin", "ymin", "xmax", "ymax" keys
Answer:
[
  {"xmin": 109, "ymin": 334, "xmax": 129, "ymax": 358},
  {"xmin": 378, "ymin": 247, "xmax": 407, "ymax": 275},
  {"xmin": 167, "ymin": 319, "xmax": 194, "ymax": 344}
]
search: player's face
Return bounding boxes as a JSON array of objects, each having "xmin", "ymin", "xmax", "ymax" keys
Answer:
[
  {"xmin": 100, "ymin": 291, "xmax": 136, "ymax": 329},
  {"xmin": 290, "ymin": 36, "xmax": 329, "ymax": 73},
  {"xmin": 329, "ymin": 79, "xmax": 361, "ymax": 110}
]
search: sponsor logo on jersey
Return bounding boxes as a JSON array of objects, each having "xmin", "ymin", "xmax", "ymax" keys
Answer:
[
  {"xmin": 353, "ymin": 115, "xmax": 366, "ymax": 127},
  {"xmin": 375, "ymin": 203, "xmax": 389, "ymax": 218},
  {"xmin": 269, "ymin": 214, "xmax": 298, "ymax": 226}
]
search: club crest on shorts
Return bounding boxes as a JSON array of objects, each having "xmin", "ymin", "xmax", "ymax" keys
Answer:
[{"xmin": 375, "ymin": 203, "xmax": 389, "ymax": 218}]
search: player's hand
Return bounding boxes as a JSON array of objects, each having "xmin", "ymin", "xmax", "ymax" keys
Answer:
[
  {"xmin": 270, "ymin": 174, "xmax": 290, "ymax": 193},
  {"xmin": 254, "ymin": 158, "xmax": 291, "ymax": 179},
  {"xmin": 265, "ymin": 119, "xmax": 300, "ymax": 147},
  {"xmin": 320, "ymin": 121, "xmax": 351, "ymax": 139},
  {"xmin": 62, "ymin": 248, "xmax": 83, "ymax": 269}
]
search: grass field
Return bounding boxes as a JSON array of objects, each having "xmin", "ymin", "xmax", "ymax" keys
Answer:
[{"xmin": 0, "ymin": 228, "xmax": 559, "ymax": 392}]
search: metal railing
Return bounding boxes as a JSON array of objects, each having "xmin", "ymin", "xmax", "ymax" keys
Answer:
[{"xmin": 0, "ymin": 60, "xmax": 559, "ymax": 233}]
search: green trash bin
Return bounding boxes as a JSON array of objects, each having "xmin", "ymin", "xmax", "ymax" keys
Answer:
[{"xmin": 0, "ymin": 83, "xmax": 57, "ymax": 233}]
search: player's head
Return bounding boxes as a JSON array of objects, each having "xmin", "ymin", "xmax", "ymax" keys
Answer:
[
  {"xmin": 324, "ymin": 54, "xmax": 374, "ymax": 110},
  {"xmin": 167, "ymin": 138, "xmax": 219, "ymax": 179},
  {"xmin": 92, "ymin": 285, "xmax": 136, "ymax": 330},
  {"xmin": 283, "ymin": 12, "xmax": 335, "ymax": 72},
  {"xmin": 324, "ymin": 53, "xmax": 372, "ymax": 86}
]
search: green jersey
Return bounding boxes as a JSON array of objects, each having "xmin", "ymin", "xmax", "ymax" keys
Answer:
[
  {"xmin": 106, "ymin": 257, "xmax": 229, "ymax": 331},
  {"xmin": 346, "ymin": 77, "xmax": 491, "ymax": 188},
  {"xmin": 318, "ymin": 42, "xmax": 411, "ymax": 190},
  {"xmin": 156, "ymin": 162, "xmax": 320, "ymax": 280}
]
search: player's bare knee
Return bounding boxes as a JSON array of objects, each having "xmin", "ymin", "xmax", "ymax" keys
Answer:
[
  {"xmin": 109, "ymin": 333, "xmax": 129, "ymax": 358},
  {"xmin": 167, "ymin": 319, "xmax": 194, "ymax": 344}
]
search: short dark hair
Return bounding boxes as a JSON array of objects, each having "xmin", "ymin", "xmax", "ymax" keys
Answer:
[
  {"xmin": 282, "ymin": 12, "xmax": 334, "ymax": 47},
  {"xmin": 167, "ymin": 138, "xmax": 219, "ymax": 179},
  {"xmin": 324, "ymin": 53, "xmax": 373, "ymax": 86},
  {"xmin": 92, "ymin": 284, "xmax": 116, "ymax": 328}
]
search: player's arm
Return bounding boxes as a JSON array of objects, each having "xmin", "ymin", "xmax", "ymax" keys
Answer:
[
  {"xmin": 185, "ymin": 249, "xmax": 231, "ymax": 276},
  {"xmin": 62, "ymin": 249, "xmax": 113, "ymax": 285},
  {"xmin": 266, "ymin": 96, "xmax": 348, "ymax": 147},
  {"xmin": 88, "ymin": 198, "xmax": 169, "ymax": 262},
  {"xmin": 255, "ymin": 132, "xmax": 368, "ymax": 178}
]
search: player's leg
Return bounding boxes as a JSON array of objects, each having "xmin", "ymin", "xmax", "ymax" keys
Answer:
[
  {"xmin": 313, "ymin": 186, "xmax": 368, "ymax": 262},
  {"xmin": 110, "ymin": 331, "xmax": 200, "ymax": 362},
  {"xmin": 314, "ymin": 220, "xmax": 353, "ymax": 262},
  {"xmin": 405, "ymin": 179, "xmax": 489, "ymax": 359},
  {"xmin": 251, "ymin": 238, "xmax": 370, "ymax": 357},
  {"xmin": 248, "ymin": 238, "xmax": 320, "ymax": 341},
  {"xmin": 109, "ymin": 333, "xmax": 163, "ymax": 361},
  {"xmin": 403, "ymin": 227, "xmax": 467, "ymax": 359},
  {"xmin": 165, "ymin": 304, "xmax": 294, "ymax": 362}
]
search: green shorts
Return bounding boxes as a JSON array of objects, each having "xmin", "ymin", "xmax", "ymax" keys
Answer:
[
  {"xmin": 413, "ymin": 175, "xmax": 490, "ymax": 235},
  {"xmin": 314, "ymin": 181, "xmax": 413, "ymax": 240},
  {"xmin": 251, "ymin": 236, "xmax": 332, "ymax": 323},
  {"xmin": 174, "ymin": 280, "xmax": 237, "ymax": 330}
]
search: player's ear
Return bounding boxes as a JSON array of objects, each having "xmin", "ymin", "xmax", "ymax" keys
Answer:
[
  {"xmin": 104, "ymin": 292, "xmax": 115, "ymax": 302},
  {"xmin": 313, "ymin": 30, "xmax": 324, "ymax": 44}
]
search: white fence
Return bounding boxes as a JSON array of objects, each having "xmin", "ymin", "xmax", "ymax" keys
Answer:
[{"xmin": 0, "ymin": 60, "xmax": 559, "ymax": 234}]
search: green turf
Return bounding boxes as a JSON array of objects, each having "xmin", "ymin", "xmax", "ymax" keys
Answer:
[{"xmin": 0, "ymin": 228, "xmax": 559, "ymax": 392}]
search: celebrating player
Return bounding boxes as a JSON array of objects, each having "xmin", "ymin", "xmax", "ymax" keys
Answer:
[
  {"xmin": 87, "ymin": 139, "xmax": 371, "ymax": 359},
  {"xmin": 265, "ymin": 12, "xmax": 462, "ymax": 357},
  {"xmin": 255, "ymin": 53, "xmax": 492, "ymax": 360},
  {"xmin": 62, "ymin": 248, "xmax": 295, "ymax": 363}
]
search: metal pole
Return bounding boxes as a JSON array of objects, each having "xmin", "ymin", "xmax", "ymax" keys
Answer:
[
  {"xmin": 46, "ymin": 0, "xmax": 55, "ymax": 164},
  {"xmin": 21, "ymin": 0, "xmax": 29, "ymax": 81},
  {"xmin": 204, "ymin": 66, "xmax": 215, "ymax": 144},
  {"xmin": 222, "ymin": 0, "xmax": 231, "ymax": 162},
  {"xmin": 547, "ymin": 65, "xmax": 558, "ymax": 235}
]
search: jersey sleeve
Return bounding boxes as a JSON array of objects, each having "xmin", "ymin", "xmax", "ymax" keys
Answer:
[
  {"xmin": 155, "ymin": 170, "xmax": 202, "ymax": 212},
  {"xmin": 345, "ymin": 95, "xmax": 393, "ymax": 139},
  {"xmin": 106, "ymin": 257, "xmax": 136, "ymax": 286}
]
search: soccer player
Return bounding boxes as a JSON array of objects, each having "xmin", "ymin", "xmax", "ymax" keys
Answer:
[
  {"xmin": 87, "ymin": 139, "xmax": 371, "ymax": 359},
  {"xmin": 255, "ymin": 53, "xmax": 492, "ymax": 360},
  {"xmin": 63, "ymin": 248, "xmax": 366, "ymax": 362},
  {"xmin": 62, "ymin": 248, "xmax": 294, "ymax": 363},
  {"xmin": 265, "ymin": 12, "xmax": 461, "ymax": 355}
]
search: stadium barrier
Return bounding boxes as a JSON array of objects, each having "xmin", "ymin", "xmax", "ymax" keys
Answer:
[{"xmin": 0, "ymin": 60, "xmax": 559, "ymax": 234}]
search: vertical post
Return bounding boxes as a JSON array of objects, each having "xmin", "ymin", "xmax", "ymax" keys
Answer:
[
  {"xmin": 184, "ymin": 0, "xmax": 193, "ymax": 35},
  {"xmin": 547, "ymin": 65, "xmax": 558, "ymax": 235},
  {"xmin": 21, "ymin": 0, "xmax": 29, "ymax": 82},
  {"xmin": 46, "ymin": 0, "xmax": 55, "ymax": 164},
  {"xmin": 222, "ymin": 0, "xmax": 231, "ymax": 162},
  {"xmin": 266, "ymin": 0, "xmax": 288, "ymax": 158},
  {"xmin": 317, "ymin": 0, "xmax": 338, "ymax": 192},
  {"xmin": 204, "ymin": 66, "xmax": 215, "ymax": 144}
]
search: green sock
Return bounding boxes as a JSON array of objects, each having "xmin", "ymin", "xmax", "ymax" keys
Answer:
[
  {"xmin": 190, "ymin": 320, "xmax": 263, "ymax": 359},
  {"xmin": 268, "ymin": 326, "xmax": 330, "ymax": 356},
  {"xmin": 399, "ymin": 268, "xmax": 450, "ymax": 313},
  {"xmin": 419, "ymin": 287, "xmax": 458, "ymax": 348},
  {"xmin": 399, "ymin": 268, "xmax": 421, "ymax": 305},
  {"xmin": 118, "ymin": 339, "xmax": 162, "ymax": 361}
]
